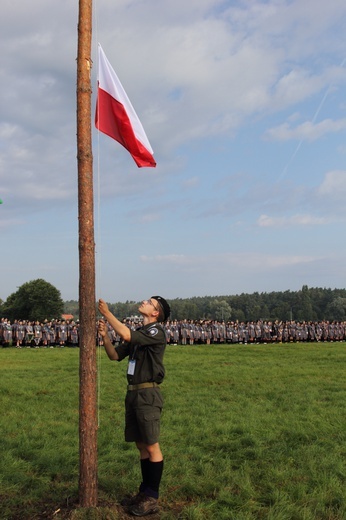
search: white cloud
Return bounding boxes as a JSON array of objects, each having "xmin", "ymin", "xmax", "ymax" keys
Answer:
[
  {"xmin": 0, "ymin": 217, "xmax": 25, "ymax": 230},
  {"xmin": 140, "ymin": 251, "xmax": 318, "ymax": 270},
  {"xmin": 271, "ymin": 69, "xmax": 325, "ymax": 109},
  {"xmin": 140, "ymin": 254, "xmax": 188, "ymax": 265},
  {"xmin": 257, "ymin": 214, "xmax": 331, "ymax": 228},
  {"xmin": 318, "ymin": 170, "xmax": 346, "ymax": 197},
  {"xmin": 265, "ymin": 118, "xmax": 346, "ymax": 142},
  {"xmin": 220, "ymin": 252, "xmax": 318, "ymax": 270},
  {"xmin": 139, "ymin": 213, "xmax": 161, "ymax": 224}
]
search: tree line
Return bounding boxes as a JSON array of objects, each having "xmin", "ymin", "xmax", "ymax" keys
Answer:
[
  {"xmin": 1, "ymin": 281, "xmax": 346, "ymax": 323},
  {"xmin": 67, "ymin": 285, "xmax": 346, "ymax": 322}
]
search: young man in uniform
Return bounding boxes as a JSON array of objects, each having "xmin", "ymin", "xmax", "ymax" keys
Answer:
[{"xmin": 98, "ymin": 295, "xmax": 170, "ymax": 517}]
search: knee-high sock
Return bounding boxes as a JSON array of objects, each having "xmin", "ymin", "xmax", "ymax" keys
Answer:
[
  {"xmin": 144, "ymin": 460, "xmax": 164, "ymax": 499},
  {"xmin": 139, "ymin": 458, "xmax": 150, "ymax": 492}
]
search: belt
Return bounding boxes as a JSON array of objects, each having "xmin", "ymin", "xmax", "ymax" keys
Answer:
[{"xmin": 127, "ymin": 382, "xmax": 160, "ymax": 391}]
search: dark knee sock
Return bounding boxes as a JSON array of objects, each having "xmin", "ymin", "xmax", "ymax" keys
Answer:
[
  {"xmin": 139, "ymin": 458, "xmax": 150, "ymax": 492},
  {"xmin": 144, "ymin": 460, "xmax": 164, "ymax": 499}
]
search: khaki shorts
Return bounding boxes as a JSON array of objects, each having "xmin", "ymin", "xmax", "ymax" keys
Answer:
[{"xmin": 124, "ymin": 387, "xmax": 163, "ymax": 445}]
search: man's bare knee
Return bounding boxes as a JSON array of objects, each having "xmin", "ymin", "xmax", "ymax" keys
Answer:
[{"xmin": 146, "ymin": 442, "xmax": 163, "ymax": 462}]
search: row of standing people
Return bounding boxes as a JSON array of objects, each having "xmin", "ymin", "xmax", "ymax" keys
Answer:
[
  {"xmin": 101, "ymin": 318, "xmax": 346, "ymax": 345},
  {"xmin": 0, "ymin": 319, "xmax": 79, "ymax": 347},
  {"xmin": 1, "ymin": 317, "xmax": 346, "ymax": 347}
]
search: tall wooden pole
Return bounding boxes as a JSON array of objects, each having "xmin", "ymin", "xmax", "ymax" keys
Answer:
[{"xmin": 76, "ymin": 0, "xmax": 98, "ymax": 507}]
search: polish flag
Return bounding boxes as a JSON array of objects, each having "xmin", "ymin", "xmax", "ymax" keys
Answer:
[{"xmin": 95, "ymin": 44, "xmax": 156, "ymax": 168}]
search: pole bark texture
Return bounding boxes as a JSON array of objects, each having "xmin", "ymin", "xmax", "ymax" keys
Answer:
[{"xmin": 77, "ymin": 0, "xmax": 98, "ymax": 507}]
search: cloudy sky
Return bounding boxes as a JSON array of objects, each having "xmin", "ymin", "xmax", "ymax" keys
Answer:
[{"xmin": 1, "ymin": 0, "xmax": 346, "ymax": 304}]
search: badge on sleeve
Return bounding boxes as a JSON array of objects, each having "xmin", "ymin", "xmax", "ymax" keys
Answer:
[{"xmin": 148, "ymin": 327, "xmax": 158, "ymax": 336}]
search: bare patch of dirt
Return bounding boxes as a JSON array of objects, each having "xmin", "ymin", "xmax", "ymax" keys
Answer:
[{"xmin": 6, "ymin": 497, "xmax": 186, "ymax": 520}]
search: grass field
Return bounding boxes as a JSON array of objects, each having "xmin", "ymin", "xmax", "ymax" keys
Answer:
[{"xmin": 1, "ymin": 343, "xmax": 346, "ymax": 519}]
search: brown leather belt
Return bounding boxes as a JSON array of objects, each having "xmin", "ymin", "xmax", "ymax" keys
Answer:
[{"xmin": 127, "ymin": 382, "xmax": 160, "ymax": 391}]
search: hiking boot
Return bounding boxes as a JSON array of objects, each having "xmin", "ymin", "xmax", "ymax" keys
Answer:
[
  {"xmin": 128, "ymin": 494, "xmax": 159, "ymax": 516},
  {"xmin": 120, "ymin": 491, "xmax": 145, "ymax": 507}
]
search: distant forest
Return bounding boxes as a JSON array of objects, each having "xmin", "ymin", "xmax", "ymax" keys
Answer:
[{"xmin": 64, "ymin": 286, "xmax": 346, "ymax": 322}]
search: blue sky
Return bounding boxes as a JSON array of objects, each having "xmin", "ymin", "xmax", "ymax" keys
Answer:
[{"xmin": 1, "ymin": 0, "xmax": 346, "ymax": 303}]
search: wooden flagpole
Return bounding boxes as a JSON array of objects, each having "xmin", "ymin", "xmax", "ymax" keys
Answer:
[{"xmin": 76, "ymin": 0, "xmax": 98, "ymax": 507}]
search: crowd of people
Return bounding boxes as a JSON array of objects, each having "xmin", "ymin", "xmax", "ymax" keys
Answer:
[
  {"xmin": 1, "ymin": 316, "xmax": 346, "ymax": 347},
  {"xmin": 0, "ymin": 318, "xmax": 79, "ymax": 348}
]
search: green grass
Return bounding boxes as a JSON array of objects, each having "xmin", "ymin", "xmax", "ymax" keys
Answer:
[{"xmin": 1, "ymin": 343, "xmax": 346, "ymax": 519}]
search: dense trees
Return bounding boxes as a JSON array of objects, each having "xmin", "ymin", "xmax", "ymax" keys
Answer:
[
  {"xmin": 99, "ymin": 286, "xmax": 346, "ymax": 322},
  {"xmin": 1, "ymin": 279, "xmax": 64, "ymax": 321},
  {"xmin": 86, "ymin": 286, "xmax": 346, "ymax": 322}
]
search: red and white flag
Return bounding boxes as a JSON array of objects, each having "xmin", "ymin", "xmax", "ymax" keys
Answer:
[{"xmin": 95, "ymin": 44, "xmax": 156, "ymax": 168}]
